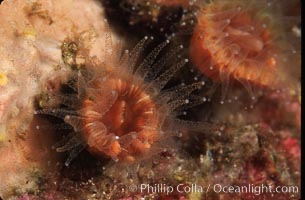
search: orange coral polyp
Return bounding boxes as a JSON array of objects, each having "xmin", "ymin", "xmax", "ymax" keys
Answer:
[
  {"xmin": 190, "ymin": 1, "xmax": 279, "ymax": 87},
  {"xmin": 81, "ymin": 76, "xmax": 159, "ymax": 162}
]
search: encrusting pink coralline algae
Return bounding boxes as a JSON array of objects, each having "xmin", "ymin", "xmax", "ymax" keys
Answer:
[{"xmin": 0, "ymin": 0, "xmax": 114, "ymax": 198}]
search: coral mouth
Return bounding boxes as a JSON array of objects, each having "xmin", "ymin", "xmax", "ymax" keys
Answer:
[{"xmin": 78, "ymin": 76, "xmax": 160, "ymax": 163}]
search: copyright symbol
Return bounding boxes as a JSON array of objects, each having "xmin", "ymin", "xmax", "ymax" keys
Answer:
[{"xmin": 129, "ymin": 184, "xmax": 137, "ymax": 192}]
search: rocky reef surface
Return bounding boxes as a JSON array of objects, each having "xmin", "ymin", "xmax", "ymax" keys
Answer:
[{"xmin": 0, "ymin": 0, "xmax": 300, "ymax": 199}]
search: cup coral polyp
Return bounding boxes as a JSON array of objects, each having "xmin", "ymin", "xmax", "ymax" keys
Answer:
[
  {"xmin": 190, "ymin": 0, "xmax": 288, "ymax": 88},
  {"xmin": 79, "ymin": 76, "xmax": 160, "ymax": 163},
  {"xmin": 36, "ymin": 36, "xmax": 205, "ymax": 166}
]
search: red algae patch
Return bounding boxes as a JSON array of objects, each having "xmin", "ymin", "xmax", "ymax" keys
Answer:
[{"xmin": 190, "ymin": 0, "xmax": 296, "ymax": 89}]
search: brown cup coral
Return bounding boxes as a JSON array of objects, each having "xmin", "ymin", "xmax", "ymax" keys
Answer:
[
  {"xmin": 78, "ymin": 73, "xmax": 161, "ymax": 163},
  {"xmin": 36, "ymin": 36, "xmax": 206, "ymax": 166},
  {"xmin": 189, "ymin": 0, "xmax": 298, "ymax": 92}
]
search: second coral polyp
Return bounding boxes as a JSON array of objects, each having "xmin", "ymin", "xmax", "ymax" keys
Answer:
[
  {"xmin": 79, "ymin": 77, "xmax": 159, "ymax": 163},
  {"xmin": 190, "ymin": 1, "xmax": 279, "ymax": 87}
]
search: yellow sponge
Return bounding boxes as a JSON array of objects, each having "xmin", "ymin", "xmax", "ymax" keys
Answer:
[
  {"xmin": 0, "ymin": 125, "xmax": 6, "ymax": 142},
  {"xmin": 0, "ymin": 72, "xmax": 8, "ymax": 86}
]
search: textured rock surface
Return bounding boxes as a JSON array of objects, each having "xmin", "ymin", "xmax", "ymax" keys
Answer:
[
  {"xmin": 0, "ymin": 0, "xmax": 112, "ymax": 198},
  {"xmin": 0, "ymin": 0, "xmax": 300, "ymax": 199}
]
